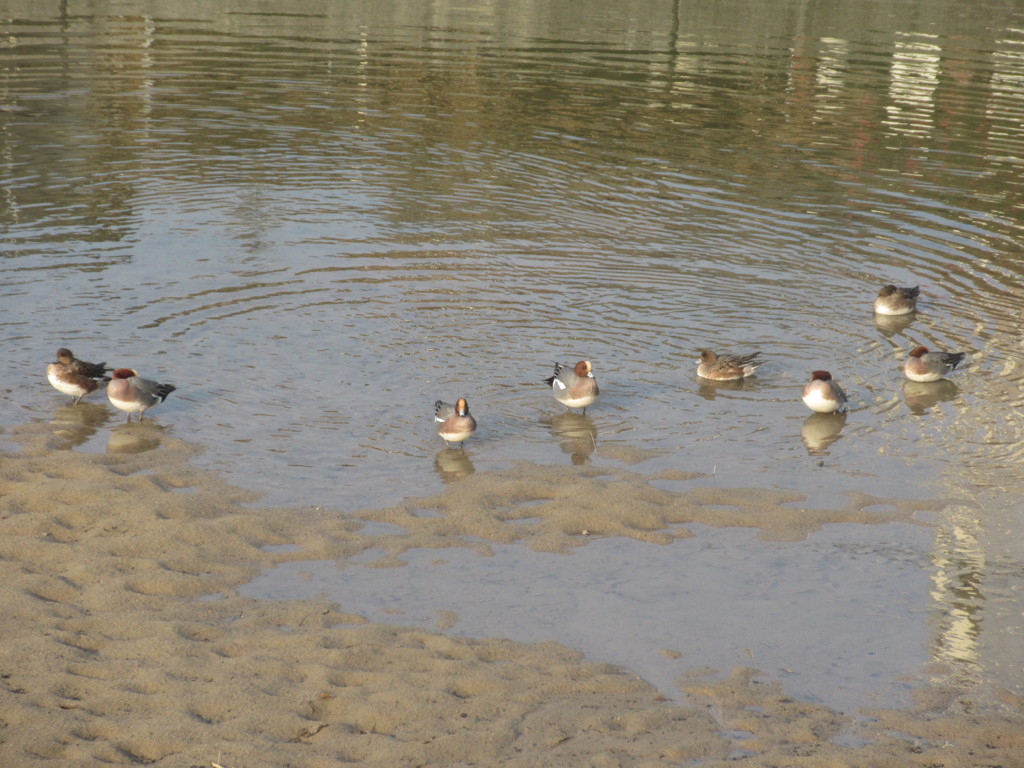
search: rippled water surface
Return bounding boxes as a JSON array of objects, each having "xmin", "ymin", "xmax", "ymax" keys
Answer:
[{"xmin": 3, "ymin": 0, "xmax": 1023, "ymax": 713}]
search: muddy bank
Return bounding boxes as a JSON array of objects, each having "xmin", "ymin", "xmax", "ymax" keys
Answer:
[{"xmin": 1, "ymin": 421, "xmax": 1021, "ymax": 767}]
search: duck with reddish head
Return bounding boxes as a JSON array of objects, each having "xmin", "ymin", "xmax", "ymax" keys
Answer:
[
  {"xmin": 434, "ymin": 398, "xmax": 477, "ymax": 448},
  {"xmin": 802, "ymin": 370, "xmax": 848, "ymax": 414},
  {"xmin": 545, "ymin": 360, "xmax": 599, "ymax": 413},
  {"xmin": 107, "ymin": 369, "xmax": 177, "ymax": 422},
  {"xmin": 904, "ymin": 345, "xmax": 966, "ymax": 382}
]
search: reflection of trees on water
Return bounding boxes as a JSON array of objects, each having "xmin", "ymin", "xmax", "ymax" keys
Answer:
[{"xmin": 5, "ymin": 1, "xmax": 1024, "ymax": 252}]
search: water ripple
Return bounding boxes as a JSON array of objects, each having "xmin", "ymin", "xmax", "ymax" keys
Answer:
[{"xmin": 4, "ymin": 6, "xmax": 1024, "ymax": 511}]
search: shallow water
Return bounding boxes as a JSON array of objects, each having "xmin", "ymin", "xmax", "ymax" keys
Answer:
[
  {"xmin": 243, "ymin": 522, "xmax": 937, "ymax": 713},
  {"xmin": 3, "ymin": 0, "xmax": 1023, "ymax": 716}
]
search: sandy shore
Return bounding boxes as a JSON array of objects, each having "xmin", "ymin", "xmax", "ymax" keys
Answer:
[{"xmin": 1, "ymin": 420, "xmax": 1022, "ymax": 767}]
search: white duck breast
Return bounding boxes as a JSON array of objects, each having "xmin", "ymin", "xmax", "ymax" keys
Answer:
[
  {"xmin": 802, "ymin": 371, "xmax": 847, "ymax": 414},
  {"xmin": 434, "ymin": 398, "xmax": 477, "ymax": 446}
]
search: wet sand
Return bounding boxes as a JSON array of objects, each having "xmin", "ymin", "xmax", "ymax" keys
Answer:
[{"xmin": 1, "ymin": 421, "xmax": 1022, "ymax": 767}]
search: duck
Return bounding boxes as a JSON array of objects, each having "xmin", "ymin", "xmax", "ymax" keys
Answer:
[
  {"xmin": 545, "ymin": 360, "xmax": 599, "ymax": 413},
  {"xmin": 434, "ymin": 398, "xmax": 477, "ymax": 447},
  {"xmin": 107, "ymin": 369, "xmax": 177, "ymax": 422},
  {"xmin": 802, "ymin": 370, "xmax": 848, "ymax": 413},
  {"xmin": 903, "ymin": 345, "xmax": 966, "ymax": 382},
  {"xmin": 696, "ymin": 349, "xmax": 763, "ymax": 381},
  {"xmin": 874, "ymin": 284, "xmax": 920, "ymax": 315},
  {"xmin": 46, "ymin": 348, "xmax": 110, "ymax": 404}
]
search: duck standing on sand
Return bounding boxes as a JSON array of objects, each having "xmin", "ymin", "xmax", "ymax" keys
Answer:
[
  {"xmin": 107, "ymin": 369, "xmax": 177, "ymax": 422},
  {"xmin": 545, "ymin": 360, "xmax": 599, "ymax": 414},
  {"xmin": 46, "ymin": 348, "xmax": 110, "ymax": 404}
]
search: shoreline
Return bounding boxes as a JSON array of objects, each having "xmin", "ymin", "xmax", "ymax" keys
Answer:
[{"xmin": 1, "ymin": 421, "xmax": 1022, "ymax": 767}]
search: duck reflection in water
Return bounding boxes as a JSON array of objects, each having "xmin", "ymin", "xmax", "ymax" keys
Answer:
[
  {"xmin": 434, "ymin": 447, "xmax": 475, "ymax": 482},
  {"xmin": 800, "ymin": 412, "xmax": 848, "ymax": 455},
  {"xmin": 50, "ymin": 402, "xmax": 110, "ymax": 450},
  {"xmin": 107, "ymin": 421, "xmax": 163, "ymax": 454},
  {"xmin": 873, "ymin": 311, "xmax": 916, "ymax": 338},
  {"xmin": 697, "ymin": 376, "xmax": 759, "ymax": 402},
  {"xmin": 903, "ymin": 379, "xmax": 960, "ymax": 415},
  {"xmin": 542, "ymin": 411, "xmax": 598, "ymax": 465}
]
